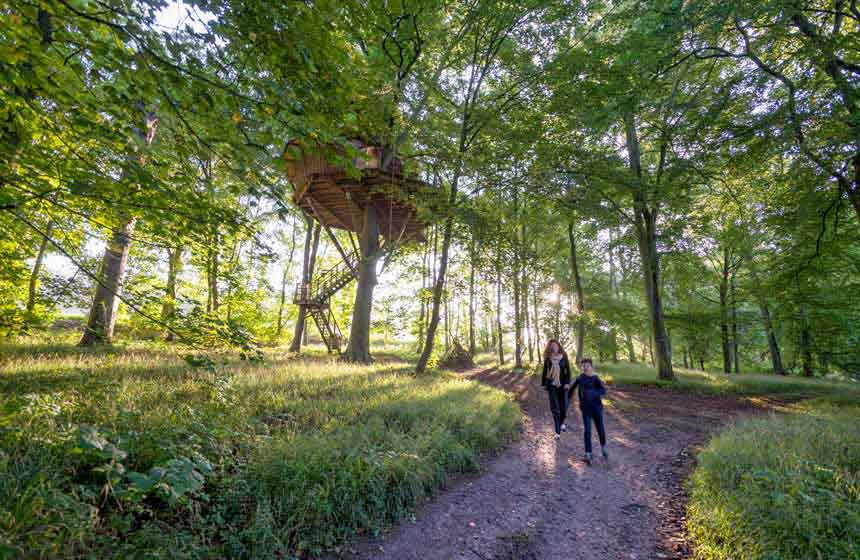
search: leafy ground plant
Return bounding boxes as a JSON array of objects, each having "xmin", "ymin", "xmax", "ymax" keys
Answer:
[{"xmin": 0, "ymin": 338, "xmax": 519, "ymax": 558}]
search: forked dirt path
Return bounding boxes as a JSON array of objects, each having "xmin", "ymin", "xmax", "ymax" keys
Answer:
[{"xmin": 339, "ymin": 367, "xmax": 764, "ymax": 560}]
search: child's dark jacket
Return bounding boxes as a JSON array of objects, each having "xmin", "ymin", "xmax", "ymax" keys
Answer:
[{"xmin": 569, "ymin": 374, "xmax": 606, "ymax": 409}]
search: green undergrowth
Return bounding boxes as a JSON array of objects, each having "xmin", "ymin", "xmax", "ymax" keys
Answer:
[
  {"xmin": 687, "ymin": 412, "xmax": 860, "ymax": 560},
  {"xmin": 598, "ymin": 361, "xmax": 860, "ymax": 407},
  {"xmin": 0, "ymin": 339, "xmax": 520, "ymax": 558}
]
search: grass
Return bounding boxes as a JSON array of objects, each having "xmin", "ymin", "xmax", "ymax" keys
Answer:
[
  {"xmin": 687, "ymin": 413, "xmax": 860, "ymax": 560},
  {"xmin": 0, "ymin": 336, "xmax": 520, "ymax": 558},
  {"xmin": 597, "ymin": 361, "xmax": 860, "ymax": 408}
]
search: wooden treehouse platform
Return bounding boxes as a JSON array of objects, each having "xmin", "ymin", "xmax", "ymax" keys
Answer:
[{"xmin": 286, "ymin": 139, "xmax": 430, "ymax": 353}]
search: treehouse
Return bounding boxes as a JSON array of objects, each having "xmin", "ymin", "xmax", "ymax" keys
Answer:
[{"xmin": 286, "ymin": 138, "xmax": 430, "ymax": 354}]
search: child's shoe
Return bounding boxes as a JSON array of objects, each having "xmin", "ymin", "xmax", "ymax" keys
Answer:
[
  {"xmin": 560, "ymin": 423, "xmax": 567, "ymax": 432},
  {"xmin": 554, "ymin": 433, "xmax": 561, "ymax": 440},
  {"xmin": 601, "ymin": 445, "xmax": 609, "ymax": 459},
  {"xmin": 585, "ymin": 452, "xmax": 592, "ymax": 465}
]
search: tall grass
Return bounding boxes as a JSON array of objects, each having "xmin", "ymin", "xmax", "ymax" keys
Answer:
[
  {"xmin": 687, "ymin": 413, "xmax": 860, "ymax": 560},
  {"xmin": 0, "ymin": 340, "xmax": 520, "ymax": 558}
]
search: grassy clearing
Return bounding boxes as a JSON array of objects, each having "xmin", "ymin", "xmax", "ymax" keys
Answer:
[
  {"xmin": 687, "ymin": 413, "xmax": 860, "ymax": 560},
  {"xmin": 596, "ymin": 361, "xmax": 860, "ymax": 407},
  {"xmin": 0, "ymin": 338, "xmax": 520, "ymax": 558}
]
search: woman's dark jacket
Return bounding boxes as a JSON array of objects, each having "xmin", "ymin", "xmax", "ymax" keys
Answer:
[{"xmin": 541, "ymin": 353, "xmax": 572, "ymax": 388}]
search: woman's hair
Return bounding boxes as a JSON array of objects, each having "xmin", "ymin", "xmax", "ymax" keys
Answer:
[{"xmin": 543, "ymin": 339, "xmax": 566, "ymax": 360}]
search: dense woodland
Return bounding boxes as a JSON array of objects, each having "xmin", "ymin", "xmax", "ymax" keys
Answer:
[
  {"xmin": 2, "ymin": 1, "xmax": 860, "ymax": 558},
  {"xmin": 3, "ymin": 0, "xmax": 860, "ymax": 380}
]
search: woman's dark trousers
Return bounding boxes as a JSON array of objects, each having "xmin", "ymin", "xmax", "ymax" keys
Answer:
[
  {"xmin": 581, "ymin": 406, "xmax": 606, "ymax": 453},
  {"xmin": 547, "ymin": 386, "xmax": 567, "ymax": 434}
]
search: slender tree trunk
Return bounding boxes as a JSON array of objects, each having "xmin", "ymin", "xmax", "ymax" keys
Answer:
[
  {"xmin": 731, "ymin": 272, "xmax": 740, "ymax": 374},
  {"xmin": 525, "ymin": 271, "xmax": 533, "ymax": 364},
  {"xmin": 534, "ymin": 287, "xmax": 541, "ymax": 360},
  {"xmin": 162, "ymin": 246, "xmax": 183, "ymax": 342},
  {"xmin": 719, "ymin": 251, "xmax": 732, "ymax": 374},
  {"xmin": 623, "ymin": 110, "xmax": 674, "ymax": 380},
  {"xmin": 80, "ymin": 218, "xmax": 136, "ymax": 345},
  {"xmin": 289, "ymin": 217, "xmax": 321, "ymax": 353},
  {"xmin": 416, "ymin": 168, "xmax": 460, "ymax": 373},
  {"xmin": 276, "ymin": 225, "xmax": 298, "ymax": 339},
  {"xmin": 800, "ymin": 303, "xmax": 813, "ymax": 377},
  {"xmin": 344, "ymin": 203, "xmax": 380, "ymax": 363},
  {"xmin": 444, "ymin": 279, "xmax": 450, "ymax": 353},
  {"xmin": 683, "ymin": 346, "xmax": 689, "ymax": 369},
  {"xmin": 468, "ymin": 237, "xmax": 476, "ymax": 355},
  {"xmin": 758, "ymin": 299, "xmax": 785, "ymax": 375},
  {"xmin": 417, "ymin": 242, "xmax": 428, "ymax": 354},
  {"xmin": 496, "ymin": 251, "xmax": 504, "ymax": 365},
  {"xmin": 625, "ymin": 332, "xmax": 636, "ymax": 363},
  {"xmin": 568, "ymin": 222, "xmax": 585, "ymax": 364},
  {"xmin": 207, "ymin": 235, "xmax": 220, "ymax": 313},
  {"xmin": 26, "ymin": 220, "xmax": 53, "ymax": 314},
  {"xmin": 608, "ymin": 230, "xmax": 618, "ymax": 362}
]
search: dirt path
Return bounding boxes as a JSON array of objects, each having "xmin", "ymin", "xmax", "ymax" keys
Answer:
[{"xmin": 338, "ymin": 367, "xmax": 762, "ymax": 560}]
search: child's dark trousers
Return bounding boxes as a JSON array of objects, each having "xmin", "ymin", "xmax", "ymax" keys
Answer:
[{"xmin": 581, "ymin": 405, "xmax": 606, "ymax": 453}]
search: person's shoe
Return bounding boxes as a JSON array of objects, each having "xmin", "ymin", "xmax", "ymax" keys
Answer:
[
  {"xmin": 585, "ymin": 452, "xmax": 592, "ymax": 465},
  {"xmin": 554, "ymin": 433, "xmax": 561, "ymax": 440},
  {"xmin": 601, "ymin": 445, "xmax": 609, "ymax": 459},
  {"xmin": 560, "ymin": 423, "xmax": 567, "ymax": 432}
]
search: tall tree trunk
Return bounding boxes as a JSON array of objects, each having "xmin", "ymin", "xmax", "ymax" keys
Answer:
[
  {"xmin": 162, "ymin": 246, "xmax": 183, "ymax": 342},
  {"xmin": 444, "ymin": 278, "xmax": 450, "ymax": 353},
  {"xmin": 607, "ymin": 230, "xmax": 618, "ymax": 362},
  {"xmin": 524, "ymin": 271, "xmax": 533, "ymax": 364},
  {"xmin": 416, "ymin": 165, "xmax": 461, "ymax": 373},
  {"xmin": 275, "ymin": 224, "xmax": 298, "ymax": 339},
  {"xmin": 623, "ymin": 110, "xmax": 674, "ymax": 380},
  {"xmin": 731, "ymin": 272, "xmax": 740, "ymax": 374},
  {"xmin": 625, "ymin": 332, "xmax": 636, "ymax": 363},
  {"xmin": 344, "ymin": 203, "xmax": 380, "ymax": 363},
  {"xmin": 207, "ymin": 232, "xmax": 220, "ymax": 313},
  {"xmin": 532, "ymin": 282, "xmax": 541, "ymax": 359},
  {"xmin": 719, "ymin": 248, "xmax": 732, "ymax": 374},
  {"xmin": 417, "ymin": 242, "xmax": 429, "ymax": 354},
  {"xmin": 568, "ymin": 222, "xmax": 585, "ymax": 364},
  {"xmin": 80, "ymin": 111, "xmax": 157, "ymax": 347},
  {"xmin": 79, "ymin": 218, "xmax": 136, "ymax": 345},
  {"xmin": 758, "ymin": 299, "xmax": 785, "ymax": 375},
  {"xmin": 26, "ymin": 220, "xmax": 53, "ymax": 314},
  {"xmin": 800, "ymin": 303, "xmax": 813, "ymax": 377},
  {"xmin": 289, "ymin": 217, "xmax": 321, "ymax": 353},
  {"xmin": 496, "ymin": 250, "xmax": 504, "ymax": 365},
  {"xmin": 683, "ymin": 346, "xmax": 689, "ymax": 369},
  {"xmin": 468, "ymin": 236, "xmax": 476, "ymax": 356}
]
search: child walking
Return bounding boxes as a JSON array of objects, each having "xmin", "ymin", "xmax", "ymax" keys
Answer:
[
  {"xmin": 568, "ymin": 358, "xmax": 608, "ymax": 464},
  {"xmin": 541, "ymin": 339, "xmax": 572, "ymax": 440}
]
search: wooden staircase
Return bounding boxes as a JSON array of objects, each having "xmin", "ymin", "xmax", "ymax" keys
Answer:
[{"xmin": 294, "ymin": 250, "xmax": 359, "ymax": 353}]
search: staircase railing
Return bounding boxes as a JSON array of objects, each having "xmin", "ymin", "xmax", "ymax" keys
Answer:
[{"xmin": 294, "ymin": 250, "xmax": 359, "ymax": 305}]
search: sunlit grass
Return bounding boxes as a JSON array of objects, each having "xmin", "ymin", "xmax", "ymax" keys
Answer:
[
  {"xmin": 597, "ymin": 361, "xmax": 860, "ymax": 407},
  {"xmin": 0, "ymin": 337, "xmax": 520, "ymax": 558},
  {"xmin": 687, "ymin": 413, "xmax": 860, "ymax": 560}
]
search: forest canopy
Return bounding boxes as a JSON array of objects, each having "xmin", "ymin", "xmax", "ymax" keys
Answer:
[{"xmin": 2, "ymin": 0, "xmax": 859, "ymax": 379}]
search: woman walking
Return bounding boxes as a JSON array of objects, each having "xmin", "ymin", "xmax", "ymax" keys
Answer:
[{"xmin": 541, "ymin": 339, "xmax": 572, "ymax": 439}]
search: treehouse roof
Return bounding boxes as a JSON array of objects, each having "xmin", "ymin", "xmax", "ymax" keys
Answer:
[{"xmin": 285, "ymin": 139, "xmax": 430, "ymax": 243}]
